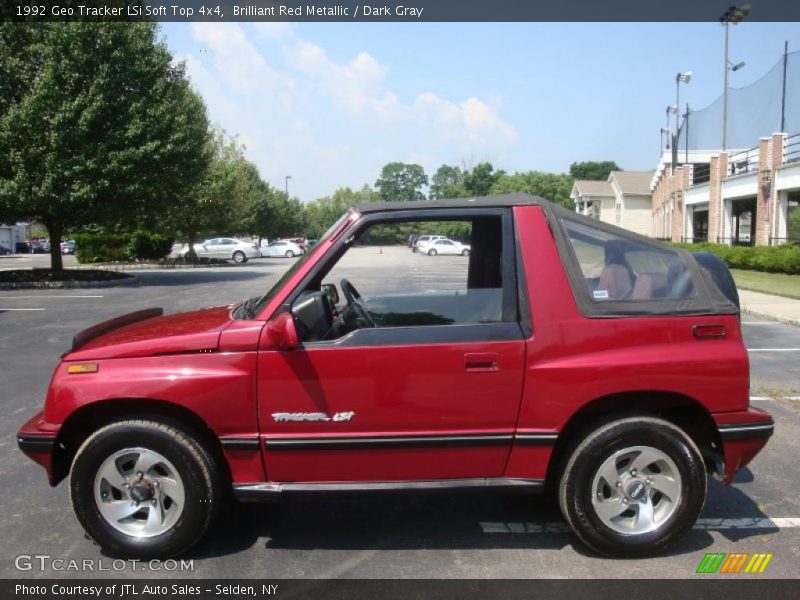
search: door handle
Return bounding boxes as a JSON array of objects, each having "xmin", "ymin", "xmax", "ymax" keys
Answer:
[
  {"xmin": 692, "ymin": 324, "xmax": 726, "ymax": 339},
  {"xmin": 465, "ymin": 352, "xmax": 499, "ymax": 372}
]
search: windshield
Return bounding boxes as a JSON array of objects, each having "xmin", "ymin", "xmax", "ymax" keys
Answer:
[{"xmin": 241, "ymin": 210, "xmax": 355, "ymax": 319}]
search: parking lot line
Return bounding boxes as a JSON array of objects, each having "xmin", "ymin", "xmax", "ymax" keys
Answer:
[
  {"xmin": 0, "ymin": 295, "xmax": 103, "ymax": 299},
  {"xmin": 480, "ymin": 517, "xmax": 800, "ymax": 534},
  {"xmin": 747, "ymin": 348, "xmax": 800, "ymax": 352},
  {"xmin": 0, "ymin": 308, "xmax": 45, "ymax": 311},
  {"xmin": 750, "ymin": 396, "xmax": 800, "ymax": 402}
]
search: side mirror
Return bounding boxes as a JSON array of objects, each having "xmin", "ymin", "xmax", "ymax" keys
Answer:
[
  {"xmin": 264, "ymin": 312, "xmax": 299, "ymax": 350},
  {"xmin": 321, "ymin": 283, "xmax": 340, "ymax": 305}
]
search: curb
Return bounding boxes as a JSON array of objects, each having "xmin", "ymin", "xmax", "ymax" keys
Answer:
[
  {"xmin": 0, "ymin": 274, "xmax": 137, "ymax": 290},
  {"xmin": 742, "ymin": 307, "xmax": 800, "ymax": 327}
]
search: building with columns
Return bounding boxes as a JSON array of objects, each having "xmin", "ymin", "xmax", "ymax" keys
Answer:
[{"xmin": 651, "ymin": 132, "xmax": 800, "ymax": 246}]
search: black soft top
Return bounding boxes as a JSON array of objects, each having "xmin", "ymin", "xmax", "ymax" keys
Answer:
[{"xmin": 356, "ymin": 194, "xmax": 546, "ymax": 213}]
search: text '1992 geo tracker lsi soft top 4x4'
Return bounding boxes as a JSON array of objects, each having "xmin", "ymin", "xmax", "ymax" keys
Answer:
[{"xmin": 18, "ymin": 194, "xmax": 773, "ymax": 559}]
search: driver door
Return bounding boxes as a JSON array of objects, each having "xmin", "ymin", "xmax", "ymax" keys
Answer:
[{"xmin": 256, "ymin": 209, "xmax": 526, "ymax": 483}]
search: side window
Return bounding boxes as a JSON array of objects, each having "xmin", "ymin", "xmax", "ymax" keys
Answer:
[
  {"xmin": 561, "ymin": 218, "xmax": 696, "ymax": 301},
  {"xmin": 291, "ymin": 216, "xmax": 509, "ymax": 342}
]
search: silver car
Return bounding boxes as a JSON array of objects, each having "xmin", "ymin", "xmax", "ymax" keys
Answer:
[
  {"xmin": 179, "ymin": 238, "xmax": 259, "ymax": 263},
  {"xmin": 260, "ymin": 240, "xmax": 304, "ymax": 258}
]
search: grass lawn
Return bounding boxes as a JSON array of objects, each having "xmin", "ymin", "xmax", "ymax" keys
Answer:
[{"xmin": 731, "ymin": 269, "xmax": 800, "ymax": 300}]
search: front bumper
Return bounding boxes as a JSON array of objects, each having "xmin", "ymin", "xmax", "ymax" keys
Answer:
[
  {"xmin": 17, "ymin": 411, "xmax": 60, "ymax": 485},
  {"xmin": 713, "ymin": 407, "xmax": 774, "ymax": 484}
]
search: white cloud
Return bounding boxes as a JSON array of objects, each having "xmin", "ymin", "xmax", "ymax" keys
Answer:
[
  {"xmin": 180, "ymin": 24, "xmax": 517, "ymax": 200},
  {"xmin": 287, "ymin": 40, "xmax": 388, "ymax": 114},
  {"xmin": 252, "ymin": 22, "xmax": 295, "ymax": 41}
]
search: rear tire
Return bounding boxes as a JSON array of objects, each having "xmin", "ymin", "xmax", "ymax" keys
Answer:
[
  {"xmin": 428, "ymin": 249, "xmax": 437, "ymax": 256},
  {"xmin": 70, "ymin": 419, "xmax": 222, "ymax": 559},
  {"xmin": 285, "ymin": 250, "xmax": 294, "ymax": 258},
  {"xmin": 558, "ymin": 416, "xmax": 706, "ymax": 557},
  {"xmin": 232, "ymin": 251, "xmax": 246, "ymax": 264}
]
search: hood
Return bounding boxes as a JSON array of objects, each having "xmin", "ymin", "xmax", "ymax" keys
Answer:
[{"xmin": 66, "ymin": 305, "xmax": 234, "ymax": 360}]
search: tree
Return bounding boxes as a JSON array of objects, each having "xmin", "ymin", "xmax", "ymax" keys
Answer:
[
  {"xmin": 172, "ymin": 130, "xmax": 254, "ymax": 256},
  {"xmin": 0, "ymin": 23, "xmax": 210, "ymax": 270},
  {"xmin": 375, "ymin": 162, "xmax": 428, "ymax": 201},
  {"xmin": 463, "ymin": 162, "xmax": 504, "ymax": 197},
  {"xmin": 305, "ymin": 185, "xmax": 379, "ymax": 237},
  {"xmin": 569, "ymin": 161, "xmax": 621, "ymax": 181},
  {"xmin": 491, "ymin": 171, "xmax": 575, "ymax": 209},
  {"xmin": 429, "ymin": 165, "xmax": 466, "ymax": 200}
]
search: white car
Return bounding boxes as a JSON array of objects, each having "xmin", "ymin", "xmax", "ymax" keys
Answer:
[
  {"xmin": 413, "ymin": 235, "xmax": 445, "ymax": 252},
  {"xmin": 417, "ymin": 238, "xmax": 471, "ymax": 256},
  {"xmin": 178, "ymin": 238, "xmax": 259, "ymax": 263},
  {"xmin": 260, "ymin": 240, "xmax": 304, "ymax": 258}
]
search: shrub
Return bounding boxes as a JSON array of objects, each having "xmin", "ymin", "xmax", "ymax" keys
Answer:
[
  {"xmin": 74, "ymin": 232, "xmax": 174, "ymax": 263},
  {"xmin": 672, "ymin": 242, "xmax": 800, "ymax": 275},
  {"xmin": 128, "ymin": 231, "xmax": 173, "ymax": 260}
]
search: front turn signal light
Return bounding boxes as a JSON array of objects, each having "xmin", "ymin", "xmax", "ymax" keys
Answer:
[{"xmin": 67, "ymin": 363, "xmax": 99, "ymax": 374}]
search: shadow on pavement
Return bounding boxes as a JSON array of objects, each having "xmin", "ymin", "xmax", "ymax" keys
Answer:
[
  {"xmin": 177, "ymin": 477, "xmax": 777, "ymax": 562},
  {"xmin": 130, "ymin": 269, "xmax": 274, "ymax": 287}
]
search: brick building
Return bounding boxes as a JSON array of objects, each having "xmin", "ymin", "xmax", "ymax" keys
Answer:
[{"xmin": 651, "ymin": 133, "xmax": 800, "ymax": 246}]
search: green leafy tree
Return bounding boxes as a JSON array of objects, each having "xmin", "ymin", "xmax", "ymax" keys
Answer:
[
  {"xmin": 170, "ymin": 129, "xmax": 253, "ymax": 257},
  {"xmin": 569, "ymin": 161, "xmax": 621, "ymax": 181},
  {"xmin": 375, "ymin": 162, "xmax": 428, "ymax": 201},
  {"xmin": 305, "ymin": 185, "xmax": 379, "ymax": 237},
  {"xmin": 463, "ymin": 162, "xmax": 504, "ymax": 197},
  {"xmin": 0, "ymin": 23, "xmax": 211, "ymax": 270},
  {"xmin": 429, "ymin": 165, "xmax": 466, "ymax": 199},
  {"xmin": 491, "ymin": 171, "xmax": 575, "ymax": 209}
]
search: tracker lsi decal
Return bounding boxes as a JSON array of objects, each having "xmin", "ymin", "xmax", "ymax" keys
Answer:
[{"xmin": 272, "ymin": 411, "xmax": 355, "ymax": 422}]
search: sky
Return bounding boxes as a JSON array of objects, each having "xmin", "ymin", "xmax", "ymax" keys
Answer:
[{"xmin": 159, "ymin": 22, "xmax": 800, "ymax": 202}]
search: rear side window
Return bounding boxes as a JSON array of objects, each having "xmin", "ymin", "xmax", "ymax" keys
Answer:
[{"xmin": 561, "ymin": 219, "xmax": 696, "ymax": 302}]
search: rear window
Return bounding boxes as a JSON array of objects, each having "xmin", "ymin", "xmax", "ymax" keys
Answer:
[{"xmin": 561, "ymin": 219, "xmax": 696, "ymax": 302}]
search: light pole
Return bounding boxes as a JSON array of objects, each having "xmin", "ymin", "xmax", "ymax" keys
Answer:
[
  {"xmin": 285, "ymin": 175, "xmax": 292, "ymax": 198},
  {"xmin": 665, "ymin": 106, "xmax": 673, "ymax": 150},
  {"xmin": 673, "ymin": 71, "xmax": 691, "ymax": 172},
  {"xmin": 720, "ymin": 3, "xmax": 750, "ymax": 150}
]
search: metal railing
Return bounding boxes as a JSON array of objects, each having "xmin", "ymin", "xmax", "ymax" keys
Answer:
[
  {"xmin": 681, "ymin": 236, "xmax": 708, "ymax": 243},
  {"xmin": 691, "ymin": 163, "xmax": 710, "ymax": 185},
  {"xmin": 784, "ymin": 133, "xmax": 800, "ymax": 164},
  {"xmin": 716, "ymin": 236, "xmax": 755, "ymax": 246},
  {"xmin": 769, "ymin": 236, "xmax": 800, "ymax": 245},
  {"xmin": 727, "ymin": 146, "xmax": 759, "ymax": 176}
]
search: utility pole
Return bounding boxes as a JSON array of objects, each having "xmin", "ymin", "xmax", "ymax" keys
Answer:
[
  {"xmin": 781, "ymin": 41, "xmax": 789, "ymax": 133},
  {"xmin": 720, "ymin": 4, "xmax": 750, "ymax": 150},
  {"xmin": 673, "ymin": 71, "xmax": 691, "ymax": 172},
  {"xmin": 285, "ymin": 175, "xmax": 292, "ymax": 198}
]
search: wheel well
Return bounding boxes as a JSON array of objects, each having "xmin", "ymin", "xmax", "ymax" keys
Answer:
[
  {"xmin": 544, "ymin": 391, "xmax": 722, "ymax": 489},
  {"xmin": 52, "ymin": 399, "xmax": 230, "ymax": 487}
]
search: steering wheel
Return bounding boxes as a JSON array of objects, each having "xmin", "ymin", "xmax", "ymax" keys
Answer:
[
  {"xmin": 339, "ymin": 278, "xmax": 375, "ymax": 328},
  {"xmin": 340, "ymin": 278, "xmax": 362, "ymax": 304}
]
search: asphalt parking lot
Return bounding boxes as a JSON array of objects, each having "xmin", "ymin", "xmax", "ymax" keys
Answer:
[{"xmin": 1, "ymin": 247, "xmax": 799, "ymax": 579}]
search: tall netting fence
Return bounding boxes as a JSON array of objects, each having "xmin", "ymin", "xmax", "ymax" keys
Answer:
[{"xmin": 676, "ymin": 50, "xmax": 799, "ymax": 153}]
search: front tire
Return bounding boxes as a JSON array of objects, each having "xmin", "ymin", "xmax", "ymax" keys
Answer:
[
  {"xmin": 461, "ymin": 249, "xmax": 470, "ymax": 256},
  {"xmin": 285, "ymin": 250, "xmax": 294, "ymax": 258},
  {"xmin": 428, "ymin": 249, "xmax": 437, "ymax": 256},
  {"xmin": 558, "ymin": 416, "xmax": 706, "ymax": 557},
  {"xmin": 70, "ymin": 420, "xmax": 222, "ymax": 559}
]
